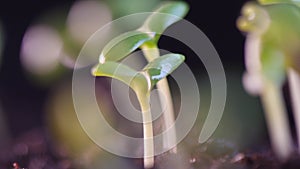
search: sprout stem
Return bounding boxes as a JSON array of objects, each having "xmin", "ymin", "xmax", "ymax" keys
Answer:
[
  {"xmin": 288, "ymin": 68, "xmax": 300, "ymax": 151},
  {"xmin": 261, "ymin": 79, "xmax": 293, "ymax": 159},
  {"xmin": 138, "ymin": 94, "xmax": 154, "ymax": 168},
  {"xmin": 141, "ymin": 44, "xmax": 177, "ymax": 153}
]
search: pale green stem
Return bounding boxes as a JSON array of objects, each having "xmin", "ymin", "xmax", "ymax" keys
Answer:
[
  {"xmin": 288, "ymin": 68, "xmax": 300, "ymax": 151},
  {"xmin": 141, "ymin": 44, "xmax": 177, "ymax": 153},
  {"xmin": 138, "ymin": 94, "xmax": 154, "ymax": 168},
  {"xmin": 261, "ymin": 79, "xmax": 293, "ymax": 159}
]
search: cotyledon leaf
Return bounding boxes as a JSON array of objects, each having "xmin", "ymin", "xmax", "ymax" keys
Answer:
[
  {"xmin": 262, "ymin": 4, "xmax": 300, "ymax": 75},
  {"xmin": 139, "ymin": 1, "xmax": 189, "ymax": 38},
  {"xmin": 99, "ymin": 2, "xmax": 189, "ymax": 64},
  {"xmin": 99, "ymin": 31, "xmax": 153, "ymax": 63},
  {"xmin": 143, "ymin": 53, "xmax": 185, "ymax": 88},
  {"xmin": 92, "ymin": 61, "xmax": 149, "ymax": 93},
  {"xmin": 93, "ymin": 54, "xmax": 185, "ymax": 91}
]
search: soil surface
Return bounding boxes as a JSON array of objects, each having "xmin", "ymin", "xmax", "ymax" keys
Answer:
[
  {"xmin": 187, "ymin": 139, "xmax": 300, "ymax": 169},
  {"xmin": 0, "ymin": 129, "xmax": 74, "ymax": 169},
  {"xmin": 1, "ymin": 129, "xmax": 300, "ymax": 169}
]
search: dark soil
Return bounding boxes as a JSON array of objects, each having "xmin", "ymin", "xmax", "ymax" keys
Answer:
[
  {"xmin": 1, "ymin": 129, "xmax": 300, "ymax": 169},
  {"xmin": 0, "ymin": 129, "xmax": 74, "ymax": 169},
  {"xmin": 187, "ymin": 139, "xmax": 300, "ymax": 169}
]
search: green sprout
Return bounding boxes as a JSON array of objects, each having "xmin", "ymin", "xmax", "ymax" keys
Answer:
[
  {"xmin": 92, "ymin": 1, "xmax": 188, "ymax": 168},
  {"xmin": 237, "ymin": 1, "xmax": 300, "ymax": 160}
]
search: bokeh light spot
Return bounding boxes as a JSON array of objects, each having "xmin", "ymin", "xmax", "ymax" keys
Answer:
[
  {"xmin": 67, "ymin": 0, "xmax": 112, "ymax": 44},
  {"xmin": 21, "ymin": 25, "xmax": 63, "ymax": 75}
]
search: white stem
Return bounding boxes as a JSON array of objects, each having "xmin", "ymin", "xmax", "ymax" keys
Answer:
[
  {"xmin": 156, "ymin": 79, "xmax": 177, "ymax": 152},
  {"xmin": 139, "ymin": 95, "xmax": 154, "ymax": 168},
  {"xmin": 288, "ymin": 68, "xmax": 300, "ymax": 151},
  {"xmin": 141, "ymin": 45, "xmax": 177, "ymax": 152},
  {"xmin": 261, "ymin": 79, "xmax": 293, "ymax": 159}
]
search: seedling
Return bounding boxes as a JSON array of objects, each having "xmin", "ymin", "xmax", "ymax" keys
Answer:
[
  {"xmin": 0, "ymin": 23, "xmax": 3, "ymax": 67},
  {"xmin": 92, "ymin": 2, "xmax": 188, "ymax": 168},
  {"xmin": 237, "ymin": 0, "xmax": 300, "ymax": 159}
]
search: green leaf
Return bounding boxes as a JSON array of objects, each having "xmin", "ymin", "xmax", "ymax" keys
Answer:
[
  {"xmin": 98, "ymin": 2, "xmax": 189, "ymax": 64},
  {"xmin": 139, "ymin": 1, "xmax": 189, "ymax": 37},
  {"xmin": 260, "ymin": 4, "xmax": 300, "ymax": 76},
  {"xmin": 92, "ymin": 61, "xmax": 149, "ymax": 92},
  {"xmin": 105, "ymin": 0, "xmax": 160, "ymax": 20},
  {"xmin": 99, "ymin": 31, "xmax": 152, "ymax": 63},
  {"xmin": 143, "ymin": 53, "xmax": 185, "ymax": 87}
]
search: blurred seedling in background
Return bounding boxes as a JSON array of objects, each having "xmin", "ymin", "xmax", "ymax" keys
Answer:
[
  {"xmin": 237, "ymin": 0, "xmax": 300, "ymax": 160},
  {"xmin": 0, "ymin": 22, "xmax": 10, "ymax": 146},
  {"xmin": 92, "ymin": 1, "xmax": 188, "ymax": 168},
  {"xmin": 0, "ymin": 22, "xmax": 3, "ymax": 68}
]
